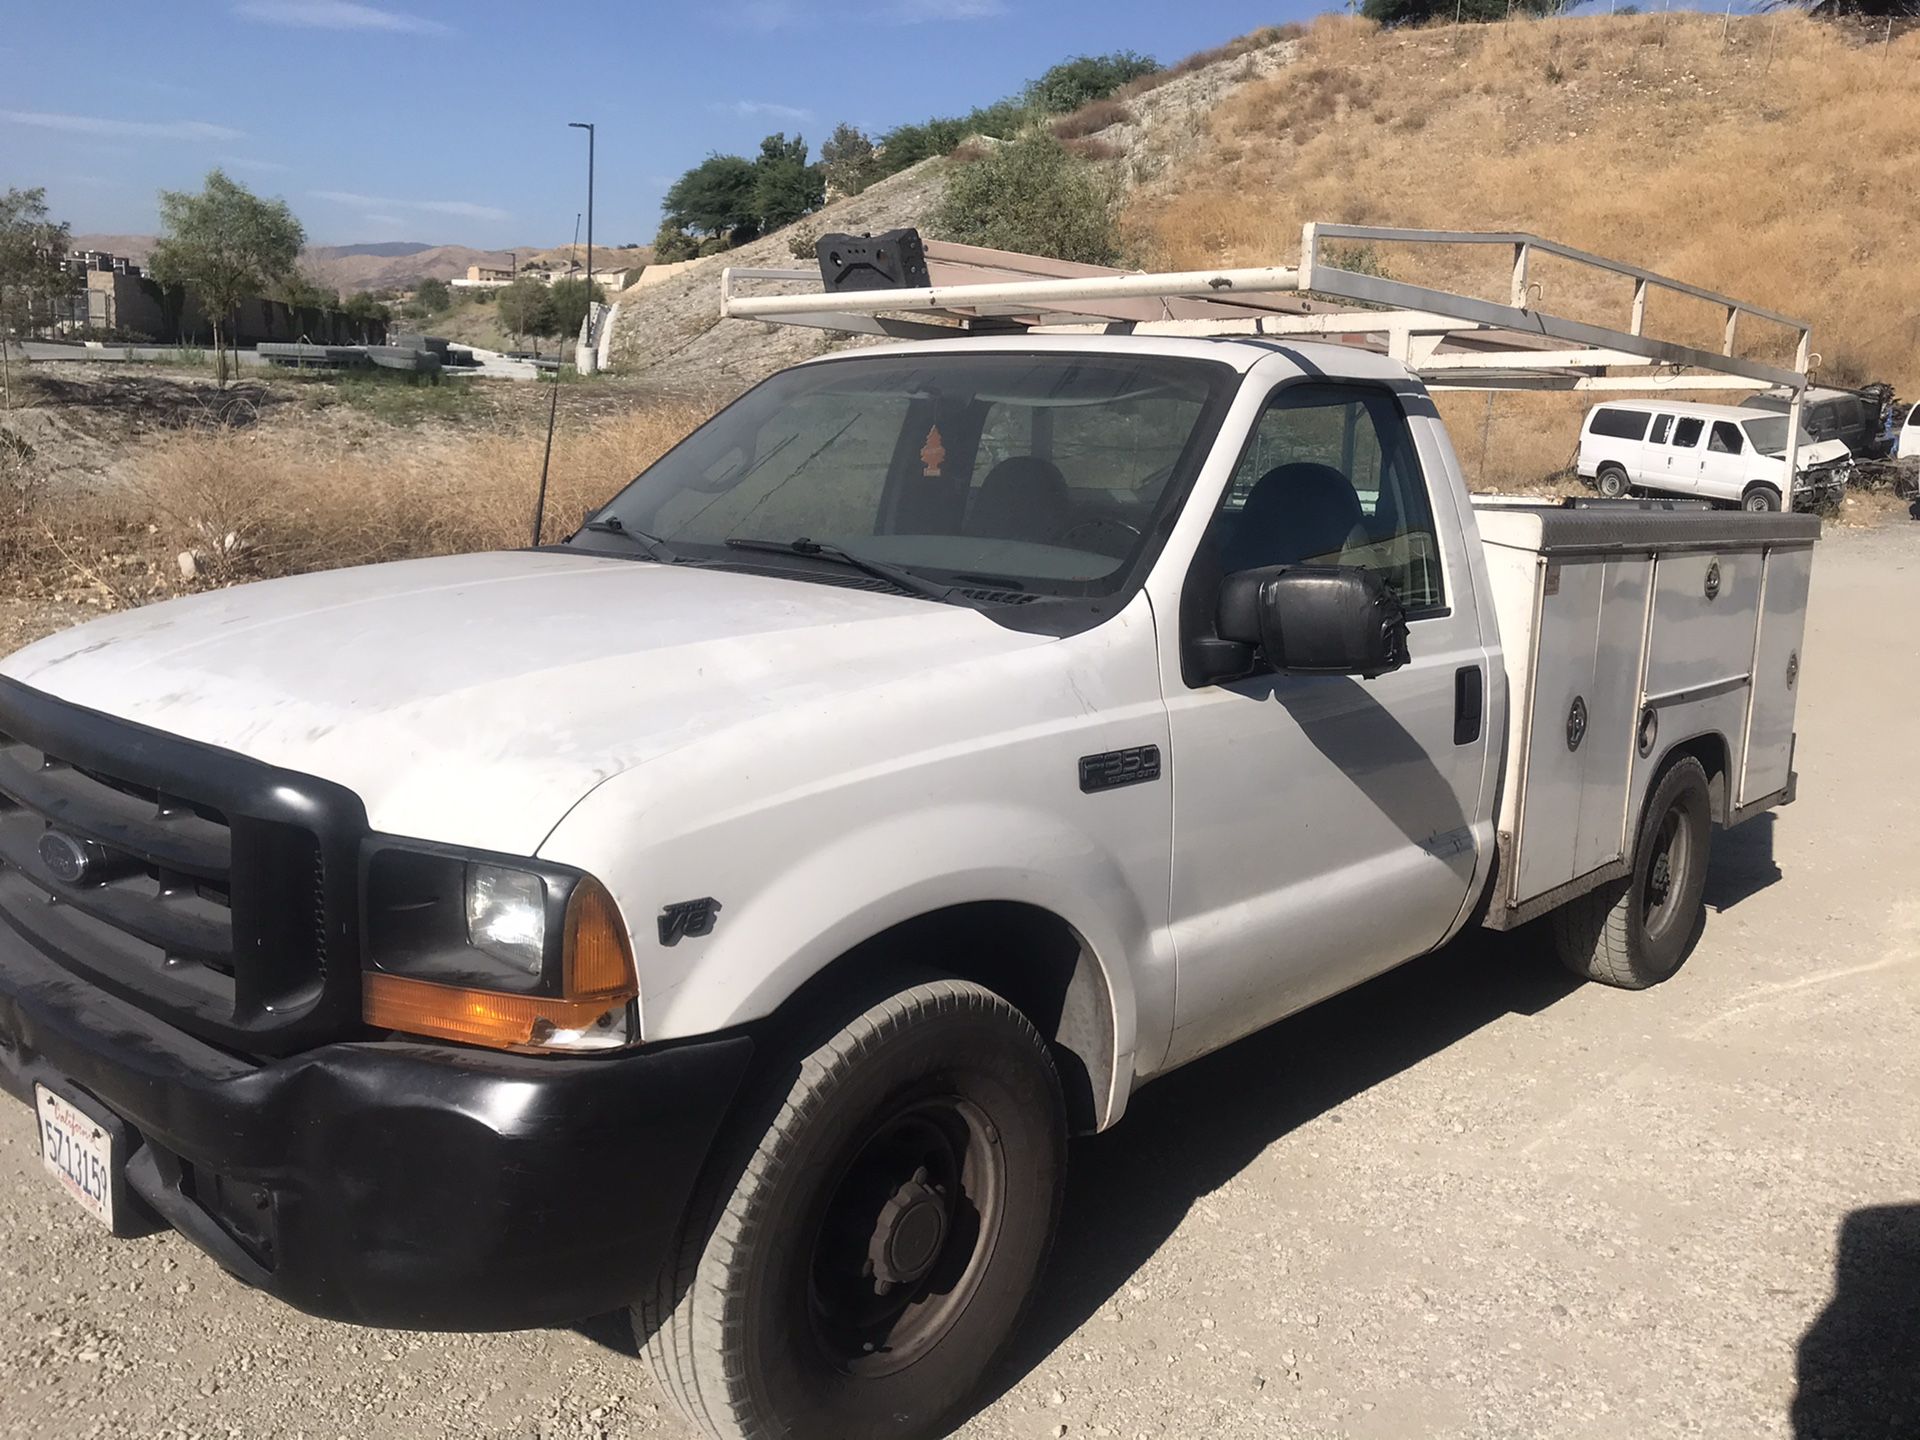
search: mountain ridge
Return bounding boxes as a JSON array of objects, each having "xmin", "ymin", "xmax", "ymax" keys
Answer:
[{"xmin": 69, "ymin": 234, "xmax": 557, "ymax": 294}]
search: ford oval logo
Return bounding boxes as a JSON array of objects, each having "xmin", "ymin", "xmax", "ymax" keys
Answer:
[{"xmin": 36, "ymin": 832, "xmax": 93, "ymax": 886}]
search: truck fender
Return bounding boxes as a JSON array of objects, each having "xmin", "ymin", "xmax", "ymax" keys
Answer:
[{"xmin": 626, "ymin": 802, "xmax": 1155, "ymax": 1133}]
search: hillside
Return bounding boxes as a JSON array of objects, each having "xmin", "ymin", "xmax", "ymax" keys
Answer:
[
  {"xmin": 605, "ymin": 158, "xmax": 952, "ymax": 391},
  {"xmin": 609, "ymin": 12, "xmax": 1919, "ymax": 491},
  {"xmin": 1123, "ymin": 13, "xmax": 1920, "ymax": 483},
  {"xmin": 600, "ymin": 29, "xmax": 1305, "ymax": 390}
]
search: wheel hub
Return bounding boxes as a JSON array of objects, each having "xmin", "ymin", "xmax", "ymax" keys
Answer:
[
  {"xmin": 866, "ymin": 1167, "xmax": 950, "ymax": 1293},
  {"xmin": 1650, "ymin": 850, "xmax": 1672, "ymax": 905}
]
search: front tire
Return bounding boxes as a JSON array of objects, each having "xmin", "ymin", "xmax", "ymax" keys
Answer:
[
  {"xmin": 1554, "ymin": 756, "xmax": 1713, "ymax": 988},
  {"xmin": 1596, "ymin": 464, "xmax": 1631, "ymax": 499},
  {"xmin": 638, "ymin": 980, "xmax": 1066, "ymax": 1440},
  {"xmin": 1742, "ymin": 485, "xmax": 1782, "ymax": 512}
]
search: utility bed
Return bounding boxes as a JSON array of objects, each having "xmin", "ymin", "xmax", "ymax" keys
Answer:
[{"xmin": 1474, "ymin": 500, "xmax": 1818, "ymax": 926}]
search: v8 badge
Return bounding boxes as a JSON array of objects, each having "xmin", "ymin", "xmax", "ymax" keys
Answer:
[{"xmin": 659, "ymin": 897, "xmax": 721, "ymax": 947}]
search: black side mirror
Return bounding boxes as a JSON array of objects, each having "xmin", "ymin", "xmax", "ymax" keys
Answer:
[{"xmin": 1214, "ymin": 565, "xmax": 1409, "ymax": 679}]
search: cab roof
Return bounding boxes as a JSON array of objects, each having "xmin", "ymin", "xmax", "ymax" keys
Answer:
[{"xmin": 791, "ymin": 332, "xmax": 1419, "ymax": 385}]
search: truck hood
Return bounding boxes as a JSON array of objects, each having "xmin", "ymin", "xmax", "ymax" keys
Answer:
[
  {"xmin": 0, "ymin": 551, "xmax": 1051, "ymax": 855},
  {"xmin": 1795, "ymin": 438, "xmax": 1852, "ymax": 471}
]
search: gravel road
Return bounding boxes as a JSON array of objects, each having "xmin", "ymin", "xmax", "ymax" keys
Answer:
[{"xmin": 2, "ymin": 523, "xmax": 1915, "ymax": 1440}]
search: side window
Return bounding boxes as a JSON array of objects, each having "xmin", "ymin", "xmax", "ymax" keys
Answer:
[
  {"xmin": 1588, "ymin": 407, "xmax": 1650, "ymax": 441},
  {"xmin": 1709, "ymin": 421, "xmax": 1744, "ymax": 455},
  {"xmin": 1215, "ymin": 385, "xmax": 1443, "ymax": 612},
  {"xmin": 1672, "ymin": 417, "xmax": 1705, "ymax": 448},
  {"xmin": 1650, "ymin": 414, "xmax": 1674, "ymax": 444}
]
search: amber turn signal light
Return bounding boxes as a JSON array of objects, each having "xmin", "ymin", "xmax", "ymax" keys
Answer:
[{"xmin": 364, "ymin": 876, "xmax": 638, "ymax": 1052}]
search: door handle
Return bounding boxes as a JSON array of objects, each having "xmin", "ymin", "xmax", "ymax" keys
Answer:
[{"xmin": 1454, "ymin": 665, "xmax": 1483, "ymax": 746}]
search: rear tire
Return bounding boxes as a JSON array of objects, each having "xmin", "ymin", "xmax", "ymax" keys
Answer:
[
  {"xmin": 1742, "ymin": 485, "xmax": 1782, "ymax": 512},
  {"xmin": 1554, "ymin": 756, "xmax": 1712, "ymax": 989},
  {"xmin": 1596, "ymin": 464, "xmax": 1631, "ymax": 499},
  {"xmin": 637, "ymin": 980, "xmax": 1066, "ymax": 1440}
]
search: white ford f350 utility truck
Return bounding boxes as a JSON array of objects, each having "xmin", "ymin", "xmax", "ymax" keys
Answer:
[{"xmin": 0, "ymin": 227, "xmax": 1819, "ymax": 1440}]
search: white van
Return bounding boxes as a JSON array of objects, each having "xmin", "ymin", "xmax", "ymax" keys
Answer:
[
  {"xmin": 1578, "ymin": 400, "xmax": 1852, "ymax": 510},
  {"xmin": 1897, "ymin": 400, "xmax": 1919, "ymax": 460}
]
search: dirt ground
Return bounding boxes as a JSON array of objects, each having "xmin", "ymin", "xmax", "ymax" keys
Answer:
[{"xmin": 0, "ymin": 522, "xmax": 1915, "ymax": 1440}]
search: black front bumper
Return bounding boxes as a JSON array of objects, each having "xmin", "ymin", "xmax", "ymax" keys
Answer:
[{"xmin": 0, "ymin": 930, "xmax": 752, "ymax": 1331}]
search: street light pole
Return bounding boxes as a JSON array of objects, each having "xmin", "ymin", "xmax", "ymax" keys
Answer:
[{"xmin": 568, "ymin": 121, "xmax": 595, "ymax": 373}]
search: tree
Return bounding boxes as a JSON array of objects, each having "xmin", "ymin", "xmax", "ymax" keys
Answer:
[
  {"xmin": 340, "ymin": 291, "xmax": 390, "ymax": 343},
  {"xmin": 413, "ymin": 276, "xmax": 452, "ymax": 313},
  {"xmin": 751, "ymin": 132, "xmax": 824, "ymax": 232},
  {"xmin": 275, "ymin": 269, "xmax": 336, "ymax": 339},
  {"xmin": 496, "ymin": 276, "xmax": 554, "ymax": 351},
  {"xmin": 0, "ymin": 187, "xmax": 71, "ymax": 407},
  {"xmin": 934, "ymin": 132, "xmax": 1122, "ymax": 266},
  {"xmin": 653, "ymin": 221, "xmax": 701, "ymax": 264},
  {"xmin": 148, "ymin": 169, "xmax": 304, "ymax": 384},
  {"xmin": 546, "ymin": 277, "xmax": 606, "ymax": 343},
  {"xmin": 820, "ymin": 123, "xmax": 881, "ymax": 198},
  {"xmin": 1025, "ymin": 52, "xmax": 1160, "ymax": 114},
  {"xmin": 1362, "ymin": 0, "xmax": 1568, "ymax": 22},
  {"xmin": 663, "ymin": 154, "xmax": 760, "ymax": 241}
]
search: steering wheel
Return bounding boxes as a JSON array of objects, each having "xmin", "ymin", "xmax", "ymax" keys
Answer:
[{"xmin": 1058, "ymin": 516, "xmax": 1144, "ymax": 554}]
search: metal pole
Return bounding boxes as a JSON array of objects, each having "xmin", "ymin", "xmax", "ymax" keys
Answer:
[{"xmin": 568, "ymin": 121, "xmax": 596, "ymax": 369}]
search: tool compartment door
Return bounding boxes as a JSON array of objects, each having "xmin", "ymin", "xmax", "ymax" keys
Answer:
[
  {"xmin": 1741, "ymin": 545, "xmax": 1812, "ymax": 804},
  {"xmin": 1512, "ymin": 556, "xmax": 1649, "ymax": 903}
]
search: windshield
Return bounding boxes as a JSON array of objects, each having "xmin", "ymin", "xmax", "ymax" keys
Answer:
[
  {"xmin": 569, "ymin": 351, "xmax": 1235, "ymax": 599},
  {"xmin": 1743, "ymin": 415, "xmax": 1792, "ymax": 456}
]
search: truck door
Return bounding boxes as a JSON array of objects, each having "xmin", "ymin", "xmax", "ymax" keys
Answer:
[
  {"xmin": 1157, "ymin": 381, "xmax": 1491, "ymax": 1067},
  {"xmin": 1643, "ymin": 413, "xmax": 1677, "ymax": 492},
  {"xmin": 1696, "ymin": 419, "xmax": 1749, "ymax": 503},
  {"xmin": 1663, "ymin": 415, "xmax": 1706, "ymax": 496}
]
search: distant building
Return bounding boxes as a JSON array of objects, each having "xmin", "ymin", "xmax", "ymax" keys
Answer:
[
  {"xmin": 64, "ymin": 249, "xmax": 143, "ymax": 278},
  {"xmin": 448, "ymin": 259, "xmax": 644, "ymax": 293}
]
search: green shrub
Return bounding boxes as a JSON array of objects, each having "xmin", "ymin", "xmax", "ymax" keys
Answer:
[
  {"xmin": 1025, "ymin": 52, "xmax": 1161, "ymax": 115},
  {"xmin": 933, "ymin": 132, "xmax": 1122, "ymax": 266}
]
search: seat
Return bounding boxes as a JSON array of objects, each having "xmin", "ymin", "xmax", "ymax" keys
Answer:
[
  {"xmin": 966, "ymin": 456, "xmax": 1072, "ymax": 543},
  {"xmin": 1220, "ymin": 461, "xmax": 1368, "ymax": 573}
]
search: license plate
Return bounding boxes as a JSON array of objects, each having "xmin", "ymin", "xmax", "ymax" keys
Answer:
[{"xmin": 34, "ymin": 1084, "xmax": 115, "ymax": 1230}]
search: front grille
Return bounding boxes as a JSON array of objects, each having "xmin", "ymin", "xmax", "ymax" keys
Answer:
[{"xmin": 0, "ymin": 679, "xmax": 368, "ymax": 1054}]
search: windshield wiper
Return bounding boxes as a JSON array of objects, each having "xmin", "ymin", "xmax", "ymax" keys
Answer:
[
  {"xmin": 723, "ymin": 536, "xmax": 963, "ymax": 605},
  {"xmin": 577, "ymin": 515, "xmax": 678, "ymax": 563}
]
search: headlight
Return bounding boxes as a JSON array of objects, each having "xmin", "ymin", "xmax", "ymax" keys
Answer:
[
  {"xmin": 360, "ymin": 842, "xmax": 638, "ymax": 1053},
  {"xmin": 465, "ymin": 863, "xmax": 547, "ymax": 980}
]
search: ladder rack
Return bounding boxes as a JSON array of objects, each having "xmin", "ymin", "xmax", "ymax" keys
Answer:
[{"xmin": 720, "ymin": 223, "xmax": 1814, "ymax": 399}]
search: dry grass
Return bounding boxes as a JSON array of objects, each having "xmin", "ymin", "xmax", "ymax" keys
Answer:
[
  {"xmin": 1117, "ymin": 23, "xmax": 1309, "ymax": 100},
  {"xmin": 5, "ymin": 400, "xmax": 710, "ymax": 606},
  {"xmin": 1130, "ymin": 11, "xmax": 1920, "ymax": 433},
  {"xmin": 1051, "ymin": 98, "xmax": 1132, "ymax": 140}
]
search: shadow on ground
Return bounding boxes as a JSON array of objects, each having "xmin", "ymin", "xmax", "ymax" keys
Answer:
[
  {"xmin": 1705, "ymin": 811, "xmax": 1781, "ymax": 913},
  {"xmin": 983, "ymin": 921, "xmax": 1580, "ymax": 1406},
  {"xmin": 1793, "ymin": 1204, "xmax": 1920, "ymax": 1439}
]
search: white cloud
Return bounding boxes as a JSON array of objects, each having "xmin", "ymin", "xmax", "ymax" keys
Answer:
[
  {"xmin": 0, "ymin": 110, "xmax": 244, "ymax": 142},
  {"xmin": 232, "ymin": 1, "xmax": 448, "ymax": 34},
  {"xmin": 312, "ymin": 189, "xmax": 510, "ymax": 222},
  {"xmin": 221, "ymin": 155, "xmax": 290, "ymax": 173},
  {"xmin": 715, "ymin": 99, "xmax": 815, "ymax": 123}
]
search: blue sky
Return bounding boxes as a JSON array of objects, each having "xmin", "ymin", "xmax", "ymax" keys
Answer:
[{"xmin": 3, "ymin": 0, "xmax": 1331, "ymax": 252}]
